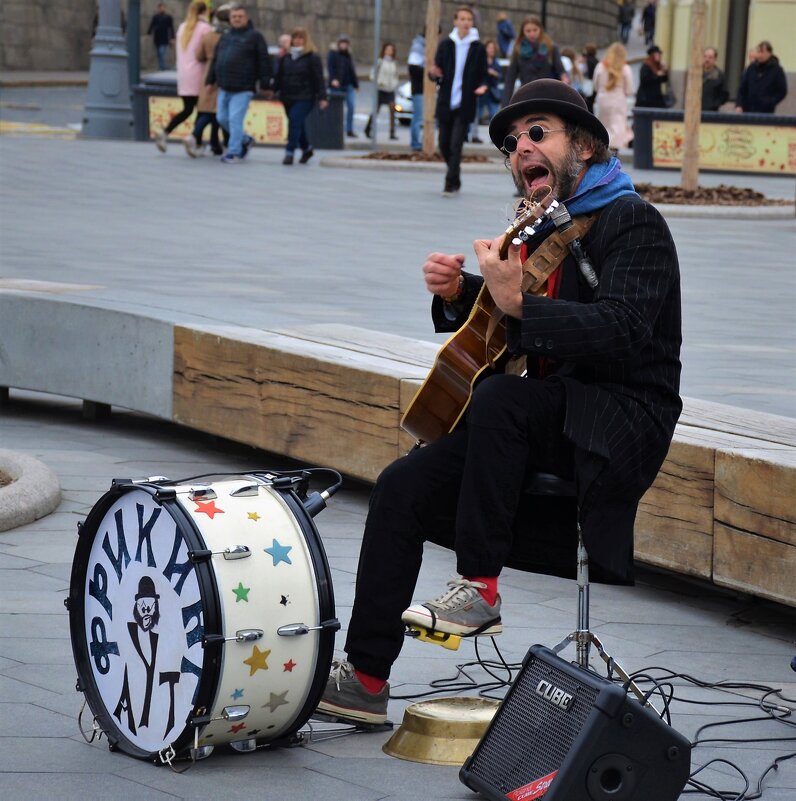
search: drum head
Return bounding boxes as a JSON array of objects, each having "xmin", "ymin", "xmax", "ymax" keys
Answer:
[{"xmin": 68, "ymin": 483, "xmax": 219, "ymax": 759}]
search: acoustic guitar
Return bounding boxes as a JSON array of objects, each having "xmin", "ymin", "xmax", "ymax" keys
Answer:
[{"xmin": 401, "ymin": 192, "xmax": 558, "ymax": 445}]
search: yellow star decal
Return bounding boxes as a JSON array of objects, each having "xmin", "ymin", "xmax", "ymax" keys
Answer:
[
  {"xmin": 243, "ymin": 645, "xmax": 271, "ymax": 675},
  {"xmin": 247, "ymin": 511, "xmax": 261, "ymax": 521}
]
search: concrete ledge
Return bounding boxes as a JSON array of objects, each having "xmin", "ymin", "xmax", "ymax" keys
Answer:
[
  {"xmin": 1, "ymin": 287, "xmax": 794, "ymax": 604},
  {"xmin": 0, "ymin": 449, "xmax": 61, "ymax": 532}
]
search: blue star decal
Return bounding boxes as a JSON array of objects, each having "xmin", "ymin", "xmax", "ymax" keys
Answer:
[
  {"xmin": 265, "ymin": 538, "xmax": 292, "ymax": 566},
  {"xmin": 231, "ymin": 688, "xmax": 244, "ymax": 700}
]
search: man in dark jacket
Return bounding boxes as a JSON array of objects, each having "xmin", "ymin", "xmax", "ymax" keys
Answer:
[
  {"xmin": 207, "ymin": 4, "xmax": 271, "ymax": 163},
  {"xmin": 147, "ymin": 3, "xmax": 175, "ymax": 71},
  {"xmin": 736, "ymin": 41, "xmax": 788, "ymax": 114},
  {"xmin": 430, "ymin": 5, "xmax": 488, "ymax": 196},
  {"xmin": 316, "ymin": 79, "xmax": 682, "ymax": 726},
  {"xmin": 327, "ymin": 34, "xmax": 359, "ymax": 137},
  {"xmin": 701, "ymin": 47, "xmax": 729, "ymax": 111}
]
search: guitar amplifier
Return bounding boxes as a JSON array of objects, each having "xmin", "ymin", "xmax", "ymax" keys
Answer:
[{"xmin": 460, "ymin": 645, "xmax": 691, "ymax": 801}]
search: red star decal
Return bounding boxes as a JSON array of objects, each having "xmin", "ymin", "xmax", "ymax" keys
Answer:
[
  {"xmin": 229, "ymin": 722, "xmax": 246, "ymax": 733},
  {"xmin": 283, "ymin": 659, "xmax": 297, "ymax": 672},
  {"xmin": 195, "ymin": 500, "xmax": 225, "ymax": 519}
]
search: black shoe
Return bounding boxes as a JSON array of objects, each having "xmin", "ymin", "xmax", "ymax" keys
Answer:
[
  {"xmin": 472, "ymin": 137, "xmax": 483, "ymax": 144},
  {"xmin": 282, "ymin": 154, "xmax": 294, "ymax": 165},
  {"xmin": 241, "ymin": 135, "xmax": 253, "ymax": 159},
  {"xmin": 299, "ymin": 148, "xmax": 314, "ymax": 164},
  {"xmin": 346, "ymin": 131, "xmax": 358, "ymax": 138},
  {"xmin": 389, "ymin": 133, "xmax": 398, "ymax": 140}
]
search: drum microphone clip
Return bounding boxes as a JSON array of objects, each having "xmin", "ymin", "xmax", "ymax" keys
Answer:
[{"xmin": 303, "ymin": 489, "xmax": 332, "ymax": 518}]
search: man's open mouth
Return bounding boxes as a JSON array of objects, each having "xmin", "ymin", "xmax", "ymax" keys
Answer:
[{"xmin": 522, "ymin": 164, "xmax": 551, "ymax": 191}]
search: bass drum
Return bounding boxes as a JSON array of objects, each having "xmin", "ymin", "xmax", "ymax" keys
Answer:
[{"xmin": 67, "ymin": 472, "xmax": 338, "ymax": 762}]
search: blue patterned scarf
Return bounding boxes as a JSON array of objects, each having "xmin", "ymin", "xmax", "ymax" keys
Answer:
[{"xmin": 563, "ymin": 156, "xmax": 638, "ymax": 216}]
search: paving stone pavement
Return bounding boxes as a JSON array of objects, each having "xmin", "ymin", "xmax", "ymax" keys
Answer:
[
  {"xmin": 1, "ymin": 124, "xmax": 795, "ymax": 800},
  {"xmin": 0, "ymin": 391, "xmax": 794, "ymax": 800}
]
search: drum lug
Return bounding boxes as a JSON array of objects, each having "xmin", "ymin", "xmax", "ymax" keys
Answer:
[
  {"xmin": 230, "ymin": 484, "xmax": 260, "ymax": 497},
  {"xmin": 189, "ymin": 486, "xmax": 217, "ymax": 501}
]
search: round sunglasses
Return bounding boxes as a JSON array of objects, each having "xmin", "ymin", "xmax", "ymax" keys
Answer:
[{"xmin": 502, "ymin": 125, "xmax": 566, "ymax": 153}]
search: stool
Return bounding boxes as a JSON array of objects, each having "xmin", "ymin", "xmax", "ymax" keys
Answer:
[{"xmin": 524, "ymin": 472, "xmax": 650, "ymax": 706}]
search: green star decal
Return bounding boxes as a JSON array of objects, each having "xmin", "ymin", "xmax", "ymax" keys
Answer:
[{"xmin": 232, "ymin": 581, "xmax": 251, "ymax": 602}]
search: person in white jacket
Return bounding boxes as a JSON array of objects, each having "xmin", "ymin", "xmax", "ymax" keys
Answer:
[{"xmin": 365, "ymin": 42, "xmax": 400, "ymax": 139}]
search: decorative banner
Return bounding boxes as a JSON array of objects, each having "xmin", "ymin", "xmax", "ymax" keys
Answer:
[
  {"xmin": 148, "ymin": 97, "xmax": 288, "ymax": 145},
  {"xmin": 652, "ymin": 120, "xmax": 796, "ymax": 174}
]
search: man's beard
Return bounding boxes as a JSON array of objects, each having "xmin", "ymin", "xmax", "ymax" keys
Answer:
[{"xmin": 512, "ymin": 147, "xmax": 586, "ymax": 202}]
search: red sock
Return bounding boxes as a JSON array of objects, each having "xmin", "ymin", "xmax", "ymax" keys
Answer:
[
  {"xmin": 465, "ymin": 576, "xmax": 499, "ymax": 606},
  {"xmin": 355, "ymin": 668, "xmax": 387, "ymax": 694}
]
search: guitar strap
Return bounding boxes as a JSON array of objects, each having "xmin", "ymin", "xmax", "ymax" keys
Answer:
[{"xmin": 486, "ymin": 212, "xmax": 599, "ymax": 371}]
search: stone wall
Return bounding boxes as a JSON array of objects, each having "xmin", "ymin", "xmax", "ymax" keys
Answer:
[
  {"xmin": 0, "ymin": 0, "xmax": 95, "ymax": 70},
  {"xmin": 1, "ymin": 0, "xmax": 618, "ymax": 72}
]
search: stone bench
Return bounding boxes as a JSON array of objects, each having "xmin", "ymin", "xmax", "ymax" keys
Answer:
[{"xmin": 1, "ymin": 289, "xmax": 794, "ymax": 606}]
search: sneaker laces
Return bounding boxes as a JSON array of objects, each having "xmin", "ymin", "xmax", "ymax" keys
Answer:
[
  {"xmin": 427, "ymin": 578, "xmax": 487, "ymax": 610},
  {"xmin": 329, "ymin": 659, "xmax": 355, "ymax": 691}
]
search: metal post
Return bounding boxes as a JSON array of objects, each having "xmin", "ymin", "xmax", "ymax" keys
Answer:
[
  {"xmin": 82, "ymin": 0, "xmax": 134, "ymax": 139},
  {"xmin": 369, "ymin": 0, "xmax": 382, "ymax": 149},
  {"xmin": 127, "ymin": 0, "xmax": 141, "ymax": 89},
  {"xmin": 575, "ymin": 522, "xmax": 591, "ymax": 669}
]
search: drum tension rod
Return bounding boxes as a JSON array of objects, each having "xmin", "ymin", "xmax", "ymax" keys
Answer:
[
  {"xmin": 188, "ymin": 545, "xmax": 251, "ymax": 563},
  {"xmin": 277, "ymin": 618, "xmax": 341, "ymax": 636},
  {"xmin": 203, "ymin": 629, "xmax": 264, "ymax": 646}
]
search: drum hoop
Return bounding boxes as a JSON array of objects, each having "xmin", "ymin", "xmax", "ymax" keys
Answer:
[
  {"xmin": 67, "ymin": 480, "xmax": 223, "ymax": 761},
  {"xmin": 271, "ymin": 486, "xmax": 337, "ymax": 742}
]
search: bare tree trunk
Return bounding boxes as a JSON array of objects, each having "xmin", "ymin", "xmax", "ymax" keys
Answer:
[
  {"xmin": 681, "ymin": 0, "xmax": 707, "ymax": 191},
  {"xmin": 422, "ymin": 0, "xmax": 441, "ymax": 157}
]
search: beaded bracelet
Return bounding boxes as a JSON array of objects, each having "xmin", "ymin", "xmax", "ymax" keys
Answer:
[{"xmin": 441, "ymin": 275, "xmax": 465, "ymax": 303}]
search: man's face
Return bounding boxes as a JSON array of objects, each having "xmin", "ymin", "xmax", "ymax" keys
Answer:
[
  {"xmin": 755, "ymin": 45, "xmax": 771, "ymax": 63},
  {"xmin": 703, "ymin": 49, "xmax": 716, "ymax": 70},
  {"xmin": 338, "ymin": 40, "xmax": 349, "ymax": 52},
  {"xmin": 230, "ymin": 9, "xmax": 248, "ymax": 29},
  {"xmin": 507, "ymin": 113, "xmax": 592, "ymax": 201},
  {"xmin": 135, "ymin": 596, "xmax": 158, "ymax": 631},
  {"xmin": 454, "ymin": 11, "xmax": 474, "ymax": 37}
]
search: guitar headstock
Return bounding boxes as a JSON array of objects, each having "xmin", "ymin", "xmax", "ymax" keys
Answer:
[{"xmin": 499, "ymin": 187, "xmax": 559, "ymax": 259}]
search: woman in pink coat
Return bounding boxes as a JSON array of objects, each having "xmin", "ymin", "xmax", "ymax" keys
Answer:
[
  {"xmin": 592, "ymin": 42, "xmax": 634, "ymax": 154},
  {"xmin": 155, "ymin": 1, "xmax": 211, "ymax": 152}
]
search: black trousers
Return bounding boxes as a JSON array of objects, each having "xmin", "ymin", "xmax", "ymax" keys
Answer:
[
  {"xmin": 438, "ymin": 108, "xmax": 468, "ymax": 191},
  {"xmin": 344, "ymin": 375, "xmax": 574, "ymax": 680},
  {"xmin": 164, "ymin": 96, "xmax": 198, "ymax": 134}
]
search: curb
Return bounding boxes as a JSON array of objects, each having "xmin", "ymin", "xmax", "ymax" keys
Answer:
[
  {"xmin": 321, "ymin": 155, "xmax": 505, "ymax": 173},
  {"xmin": 320, "ymin": 156, "xmax": 795, "ymax": 219},
  {"xmin": 0, "ymin": 449, "xmax": 62, "ymax": 532}
]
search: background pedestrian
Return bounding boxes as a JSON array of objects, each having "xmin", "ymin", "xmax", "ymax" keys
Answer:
[
  {"xmin": 365, "ymin": 43, "xmax": 400, "ymax": 141},
  {"xmin": 593, "ymin": 42, "xmax": 634, "ymax": 154},
  {"xmin": 154, "ymin": 1, "xmax": 211, "ymax": 152}
]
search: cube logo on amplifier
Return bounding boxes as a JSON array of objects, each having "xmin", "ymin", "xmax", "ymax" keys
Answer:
[
  {"xmin": 535, "ymin": 679, "xmax": 573, "ymax": 711},
  {"xmin": 460, "ymin": 645, "xmax": 691, "ymax": 801}
]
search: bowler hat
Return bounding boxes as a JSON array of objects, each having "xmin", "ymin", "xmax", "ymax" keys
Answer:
[
  {"xmin": 489, "ymin": 78, "xmax": 609, "ymax": 151},
  {"xmin": 135, "ymin": 576, "xmax": 160, "ymax": 601}
]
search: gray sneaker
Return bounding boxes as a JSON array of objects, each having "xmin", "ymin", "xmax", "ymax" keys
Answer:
[
  {"xmin": 316, "ymin": 659, "xmax": 389, "ymax": 725},
  {"xmin": 154, "ymin": 128, "xmax": 167, "ymax": 153},
  {"xmin": 402, "ymin": 578, "xmax": 502, "ymax": 637}
]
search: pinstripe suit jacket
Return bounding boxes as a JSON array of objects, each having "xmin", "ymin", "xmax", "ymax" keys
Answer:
[{"xmin": 432, "ymin": 195, "xmax": 682, "ymax": 583}]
